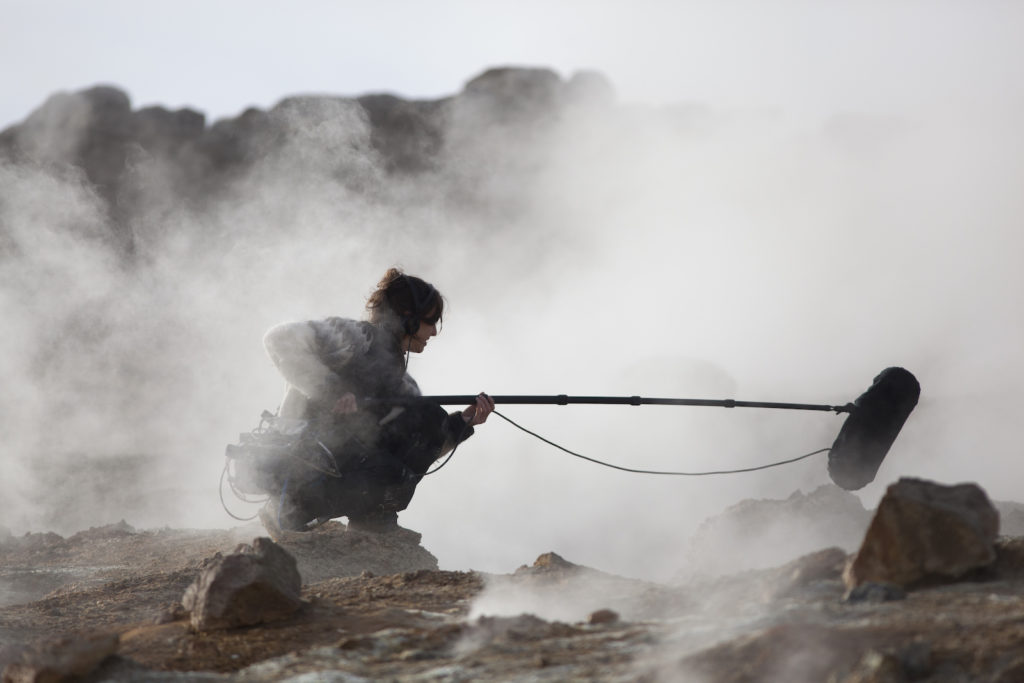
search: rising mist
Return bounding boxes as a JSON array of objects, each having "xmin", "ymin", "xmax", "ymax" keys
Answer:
[{"xmin": 0, "ymin": 64, "xmax": 1021, "ymax": 581}]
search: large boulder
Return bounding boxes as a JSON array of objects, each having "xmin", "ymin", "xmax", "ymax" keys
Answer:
[
  {"xmin": 844, "ymin": 477, "xmax": 999, "ymax": 589},
  {"xmin": 182, "ymin": 537, "xmax": 303, "ymax": 631}
]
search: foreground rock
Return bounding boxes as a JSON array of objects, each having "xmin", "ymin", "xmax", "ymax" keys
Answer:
[
  {"xmin": 2, "ymin": 631, "xmax": 118, "ymax": 683},
  {"xmin": 844, "ymin": 477, "xmax": 1000, "ymax": 589},
  {"xmin": 182, "ymin": 537, "xmax": 302, "ymax": 631}
]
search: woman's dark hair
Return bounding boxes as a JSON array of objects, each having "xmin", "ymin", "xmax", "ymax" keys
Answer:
[{"xmin": 366, "ymin": 267, "xmax": 443, "ymax": 333}]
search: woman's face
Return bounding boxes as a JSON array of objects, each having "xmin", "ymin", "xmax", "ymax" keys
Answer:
[{"xmin": 404, "ymin": 318, "xmax": 438, "ymax": 353}]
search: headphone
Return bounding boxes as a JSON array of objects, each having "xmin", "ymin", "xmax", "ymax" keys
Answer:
[{"xmin": 399, "ymin": 274, "xmax": 437, "ymax": 336}]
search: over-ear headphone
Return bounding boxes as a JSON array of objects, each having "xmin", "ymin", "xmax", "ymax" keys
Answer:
[{"xmin": 400, "ymin": 274, "xmax": 437, "ymax": 336}]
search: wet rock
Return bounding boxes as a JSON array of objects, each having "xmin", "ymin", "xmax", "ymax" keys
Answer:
[
  {"xmin": 181, "ymin": 537, "xmax": 303, "ymax": 631},
  {"xmin": 1, "ymin": 631, "xmax": 118, "ymax": 683},
  {"xmin": 844, "ymin": 478, "xmax": 999, "ymax": 589}
]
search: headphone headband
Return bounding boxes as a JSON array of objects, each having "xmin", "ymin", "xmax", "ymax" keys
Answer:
[{"xmin": 400, "ymin": 274, "xmax": 436, "ymax": 335}]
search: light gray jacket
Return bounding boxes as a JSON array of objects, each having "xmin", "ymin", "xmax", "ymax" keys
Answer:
[{"xmin": 263, "ymin": 316, "xmax": 419, "ymax": 420}]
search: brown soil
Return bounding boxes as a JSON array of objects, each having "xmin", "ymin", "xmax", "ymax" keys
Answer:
[{"xmin": 2, "ymin": 523, "xmax": 1024, "ymax": 681}]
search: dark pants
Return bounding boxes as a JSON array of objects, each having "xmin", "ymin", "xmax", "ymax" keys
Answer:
[{"xmin": 271, "ymin": 403, "xmax": 455, "ymax": 529}]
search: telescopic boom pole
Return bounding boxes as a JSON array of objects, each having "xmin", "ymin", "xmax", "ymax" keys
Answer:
[
  {"xmin": 386, "ymin": 395, "xmax": 854, "ymax": 413},
  {"xmin": 367, "ymin": 366, "xmax": 919, "ymax": 492}
]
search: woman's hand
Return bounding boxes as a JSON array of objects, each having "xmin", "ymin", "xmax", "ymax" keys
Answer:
[
  {"xmin": 462, "ymin": 393, "xmax": 495, "ymax": 426},
  {"xmin": 333, "ymin": 392, "xmax": 358, "ymax": 415}
]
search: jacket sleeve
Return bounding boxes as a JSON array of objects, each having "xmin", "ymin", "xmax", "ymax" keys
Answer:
[
  {"xmin": 438, "ymin": 411, "xmax": 474, "ymax": 456},
  {"xmin": 263, "ymin": 319, "xmax": 364, "ymax": 402}
]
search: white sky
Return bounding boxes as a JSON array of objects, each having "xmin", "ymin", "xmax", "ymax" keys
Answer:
[{"xmin": 4, "ymin": 0, "xmax": 1023, "ymax": 129}]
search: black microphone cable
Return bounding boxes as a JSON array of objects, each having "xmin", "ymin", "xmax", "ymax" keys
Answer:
[{"xmin": 427, "ymin": 409, "xmax": 830, "ymax": 477}]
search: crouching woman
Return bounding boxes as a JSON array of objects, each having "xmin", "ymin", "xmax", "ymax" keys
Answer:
[{"xmin": 259, "ymin": 268, "xmax": 493, "ymax": 533}]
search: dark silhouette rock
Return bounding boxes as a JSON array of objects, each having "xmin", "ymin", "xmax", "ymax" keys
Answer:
[
  {"xmin": 844, "ymin": 477, "xmax": 999, "ymax": 589},
  {"xmin": 201, "ymin": 106, "xmax": 277, "ymax": 171},
  {"xmin": 461, "ymin": 67, "xmax": 564, "ymax": 125},
  {"xmin": 181, "ymin": 537, "xmax": 303, "ymax": 631},
  {"xmin": 0, "ymin": 67, "xmax": 617, "ymax": 258},
  {"xmin": 357, "ymin": 93, "xmax": 448, "ymax": 173}
]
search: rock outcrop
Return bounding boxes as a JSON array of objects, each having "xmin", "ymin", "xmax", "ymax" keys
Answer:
[
  {"xmin": 0, "ymin": 67, "xmax": 615, "ymax": 256},
  {"xmin": 844, "ymin": 477, "xmax": 999, "ymax": 589}
]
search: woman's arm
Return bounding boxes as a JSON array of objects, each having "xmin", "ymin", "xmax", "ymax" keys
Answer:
[
  {"xmin": 437, "ymin": 393, "xmax": 495, "ymax": 454},
  {"xmin": 461, "ymin": 393, "xmax": 495, "ymax": 426},
  {"xmin": 263, "ymin": 319, "xmax": 367, "ymax": 403}
]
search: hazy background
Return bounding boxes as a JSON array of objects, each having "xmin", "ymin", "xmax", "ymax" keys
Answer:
[{"xmin": 2, "ymin": 1, "xmax": 1023, "ymax": 581}]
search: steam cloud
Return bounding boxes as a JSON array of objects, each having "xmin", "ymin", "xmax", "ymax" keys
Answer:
[{"xmin": 1, "ymin": 65, "xmax": 1021, "ymax": 582}]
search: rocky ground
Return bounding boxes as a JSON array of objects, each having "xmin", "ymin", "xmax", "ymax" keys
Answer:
[{"xmin": 3, "ymin": 486, "xmax": 1024, "ymax": 682}]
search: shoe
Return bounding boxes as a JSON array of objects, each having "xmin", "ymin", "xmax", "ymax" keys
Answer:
[{"xmin": 260, "ymin": 494, "xmax": 319, "ymax": 537}]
